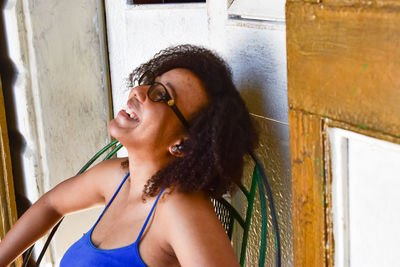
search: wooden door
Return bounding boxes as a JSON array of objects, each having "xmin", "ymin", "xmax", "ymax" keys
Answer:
[
  {"xmin": 287, "ymin": 1, "xmax": 400, "ymax": 266},
  {"xmin": 0, "ymin": 76, "xmax": 21, "ymax": 266}
]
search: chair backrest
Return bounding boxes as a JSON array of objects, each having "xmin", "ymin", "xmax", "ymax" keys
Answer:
[
  {"xmin": 23, "ymin": 140, "xmax": 280, "ymax": 267},
  {"xmin": 212, "ymin": 153, "xmax": 281, "ymax": 267}
]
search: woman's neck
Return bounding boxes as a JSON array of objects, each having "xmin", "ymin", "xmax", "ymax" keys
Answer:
[{"xmin": 125, "ymin": 151, "xmax": 172, "ymax": 200}]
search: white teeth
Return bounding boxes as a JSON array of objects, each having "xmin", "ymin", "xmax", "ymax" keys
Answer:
[{"xmin": 123, "ymin": 105, "xmax": 139, "ymax": 121}]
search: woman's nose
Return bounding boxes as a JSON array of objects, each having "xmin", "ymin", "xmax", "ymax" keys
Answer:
[{"xmin": 129, "ymin": 85, "xmax": 147, "ymax": 103}]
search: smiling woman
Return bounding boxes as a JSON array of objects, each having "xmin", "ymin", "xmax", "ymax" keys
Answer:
[{"xmin": 0, "ymin": 45, "xmax": 258, "ymax": 267}]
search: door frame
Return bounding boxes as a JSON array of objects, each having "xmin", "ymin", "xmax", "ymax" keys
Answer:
[
  {"xmin": 0, "ymin": 77, "xmax": 21, "ymax": 265},
  {"xmin": 287, "ymin": 1, "xmax": 400, "ymax": 265}
]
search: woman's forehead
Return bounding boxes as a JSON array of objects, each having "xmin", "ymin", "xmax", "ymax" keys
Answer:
[
  {"xmin": 157, "ymin": 68, "xmax": 202, "ymax": 90},
  {"xmin": 157, "ymin": 68, "xmax": 208, "ymax": 112}
]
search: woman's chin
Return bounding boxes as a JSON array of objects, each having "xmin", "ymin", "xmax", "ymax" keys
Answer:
[
  {"xmin": 107, "ymin": 120, "xmax": 125, "ymax": 140},
  {"xmin": 107, "ymin": 120, "xmax": 137, "ymax": 146},
  {"xmin": 107, "ymin": 120, "xmax": 116, "ymax": 136}
]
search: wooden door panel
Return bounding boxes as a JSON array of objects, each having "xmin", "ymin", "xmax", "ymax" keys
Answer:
[
  {"xmin": 0, "ymin": 77, "xmax": 21, "ymax": 266},
  {"xmin": 289, "ymin": 110, "xmax": 326, "ymax": 267}
]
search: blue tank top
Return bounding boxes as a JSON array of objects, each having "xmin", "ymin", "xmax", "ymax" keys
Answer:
[{"xmin": 60, "ymin": 172, "xmax": 166, "ymax": 267}]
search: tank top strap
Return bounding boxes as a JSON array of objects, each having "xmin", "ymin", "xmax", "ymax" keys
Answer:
[
  {"xmin": 91, "ymin": 172, "xmax": 130, "ymax": 229},
  {"xmin": 135, "ymin": 187, "xmax": 166, "ymax": 242}
]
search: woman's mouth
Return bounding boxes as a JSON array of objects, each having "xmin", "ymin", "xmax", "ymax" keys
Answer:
[{"xmin": 121, "ymin": 105, "xmax": 140, "ymax": 122}]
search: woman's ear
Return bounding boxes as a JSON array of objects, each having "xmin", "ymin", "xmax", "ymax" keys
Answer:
[{"xmin": 169, "ymin": 140, "xmax": 186, "ymax": 158}]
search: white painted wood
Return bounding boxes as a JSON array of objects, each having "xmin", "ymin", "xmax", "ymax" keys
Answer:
[
  {"xmin": 329, "ymin": 128, "xmax": 351, "ymax": 267},
  {"xmin": 329, "ymin": 128, "xmax": 400, "ymax": 267},
  {"xmin": 228, "ymin": 0, "xmax": 286, "ymax": 21}
]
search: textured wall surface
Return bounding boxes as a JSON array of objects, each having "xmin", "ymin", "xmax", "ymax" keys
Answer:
[
  {"xmin": 222, "ymin": 25, "xmax": 288, "ymax": 122},
  {"xmin": 234, "ymin": 116, "xmax": 292, "ymax": 266},
  {"xmin": 3, "ymin": 0, "xmax": 110, "ymax": 264},
  {"xmin": 208, "ymin": 1, "xmax": 293, "ymax": 265}
]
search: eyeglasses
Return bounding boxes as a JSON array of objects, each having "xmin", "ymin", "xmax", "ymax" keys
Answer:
[{"xmin": 138, "ymin": 70, "xmax": 189, "ymax": 129}]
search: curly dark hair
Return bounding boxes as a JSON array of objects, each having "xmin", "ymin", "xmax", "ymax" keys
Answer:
[{"xmin": 127, "ymin": 44, "xmax": 258, "ymax": 199}]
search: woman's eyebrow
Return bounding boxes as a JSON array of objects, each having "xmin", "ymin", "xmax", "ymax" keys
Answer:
[{"xmin": 165, "ymin": 82, "xmax": 178, "ymax": 99}]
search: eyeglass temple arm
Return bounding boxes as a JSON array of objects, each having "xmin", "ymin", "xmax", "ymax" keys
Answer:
[{"xmin": 169, "ymin": 105, "xmax": 190, "ymax": 129}]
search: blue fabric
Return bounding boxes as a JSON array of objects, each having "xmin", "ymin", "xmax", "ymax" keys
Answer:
[{"xmin": 60, "ymin": 172, "xmax": 166, "ymax": 267}]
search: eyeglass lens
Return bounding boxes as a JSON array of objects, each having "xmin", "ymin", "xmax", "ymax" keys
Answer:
[
  {"xmin": 139, "ymin": 71, "xmax": 154, "ymax": 86},
  {"xmin": 137, "ymin": 70, "xmax": 189, "ymax": 129},
  {"xmin": 139, "ymin": 71, "xmax": 169, "ymax": 102},
  {"xmin": 148, "ymin": 84, "xmax": 168, "ymax": 102}
]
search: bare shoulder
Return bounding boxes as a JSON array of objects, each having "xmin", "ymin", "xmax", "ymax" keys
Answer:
[
  {"xmin": 83, "ymin": 157, "xmax": 129, "ymax": 198},
  {"xmin": 45, "ymin": 157, "xmax": 129, "ymax": 215},
  {"xmin": 157, "ymin": 190, "xmax": 239, "ymax": 267},
  {"xmin": 158, "ymin": 189, "xmax": 220, "ymax": 230},
  {"xmin": 160, "ymin": 189, "xmax": 214, "ymax": 214}
]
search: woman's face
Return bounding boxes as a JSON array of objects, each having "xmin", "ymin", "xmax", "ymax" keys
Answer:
[{"xmin": 108, "ymin": 68, "xmax": 208, "ymax": 155}]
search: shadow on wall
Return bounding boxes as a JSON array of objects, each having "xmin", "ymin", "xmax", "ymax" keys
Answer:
[
  {"xmin": 0, "ymin": 0, "xmax": 33, "ymax": 215},
  {"xmin": 0, "ymin": 0, "xmax": 35, "ymax": 265},
  {"xmin": 227, "ymin": 28, "xmax": 288, "ymax": 122}
]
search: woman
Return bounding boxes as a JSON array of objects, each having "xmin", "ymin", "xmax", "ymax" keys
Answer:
[{"xmin": 0, "ymin": 45, "xmax": 257, "ymax": 266}]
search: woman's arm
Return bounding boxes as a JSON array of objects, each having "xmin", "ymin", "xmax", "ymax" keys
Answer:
[
  {"xmin": 0, "ymin": 191, "xmax": 63, "ymax": 266},
  {"xmin": 0, "ymin": 158, "xmax": 124, "ymax": 266},
  {"xmin": 163, "ymin": 192, "xmax": 240, "ymax": 267}
]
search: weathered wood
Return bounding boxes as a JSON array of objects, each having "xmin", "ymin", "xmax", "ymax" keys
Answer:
[
  {"xmin": 289, "ymin": 110, "xmax": 326, "ymax": 267},
  {"xmin": 0, "ymin": 77, "xmax": 21, "ymax": 266},
  {"xmin": 323, "ymin": 0, "xmax": 400, "ymax": 7},
  {"xmin": 286, "ymin": 0, "xmax": 321, "ymax": 4},
  {"xmin": 287, "ymin": 2, "xmax": 400, "ymax": 138}
]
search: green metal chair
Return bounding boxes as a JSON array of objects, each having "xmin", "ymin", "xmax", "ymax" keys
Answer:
[
  {"xmin": 212, "ymin": 152, "xmax": 281, "ymax": 267},
  {"xmin": 23, "ymin": 140, "xmax": 281, "ymax": 267}
]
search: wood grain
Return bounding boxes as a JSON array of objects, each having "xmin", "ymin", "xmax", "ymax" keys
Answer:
[
  {"xmin": 287, "ymin": 0, "xmax": 321, "ymax": 4},
  {"xmin": 0, "ymin": 77, "xmax": 21, "ymax": 266},
  {"xmin": 323, "ymin": 0, "xmax": 400, "ymax": 8},
  {"xmin": 287, "ymin": 2, "xmax": 400, "ymax": 138},
  {"xmin": 289, "ymin": 110, "xmax": 326, "ymax": 267}
]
